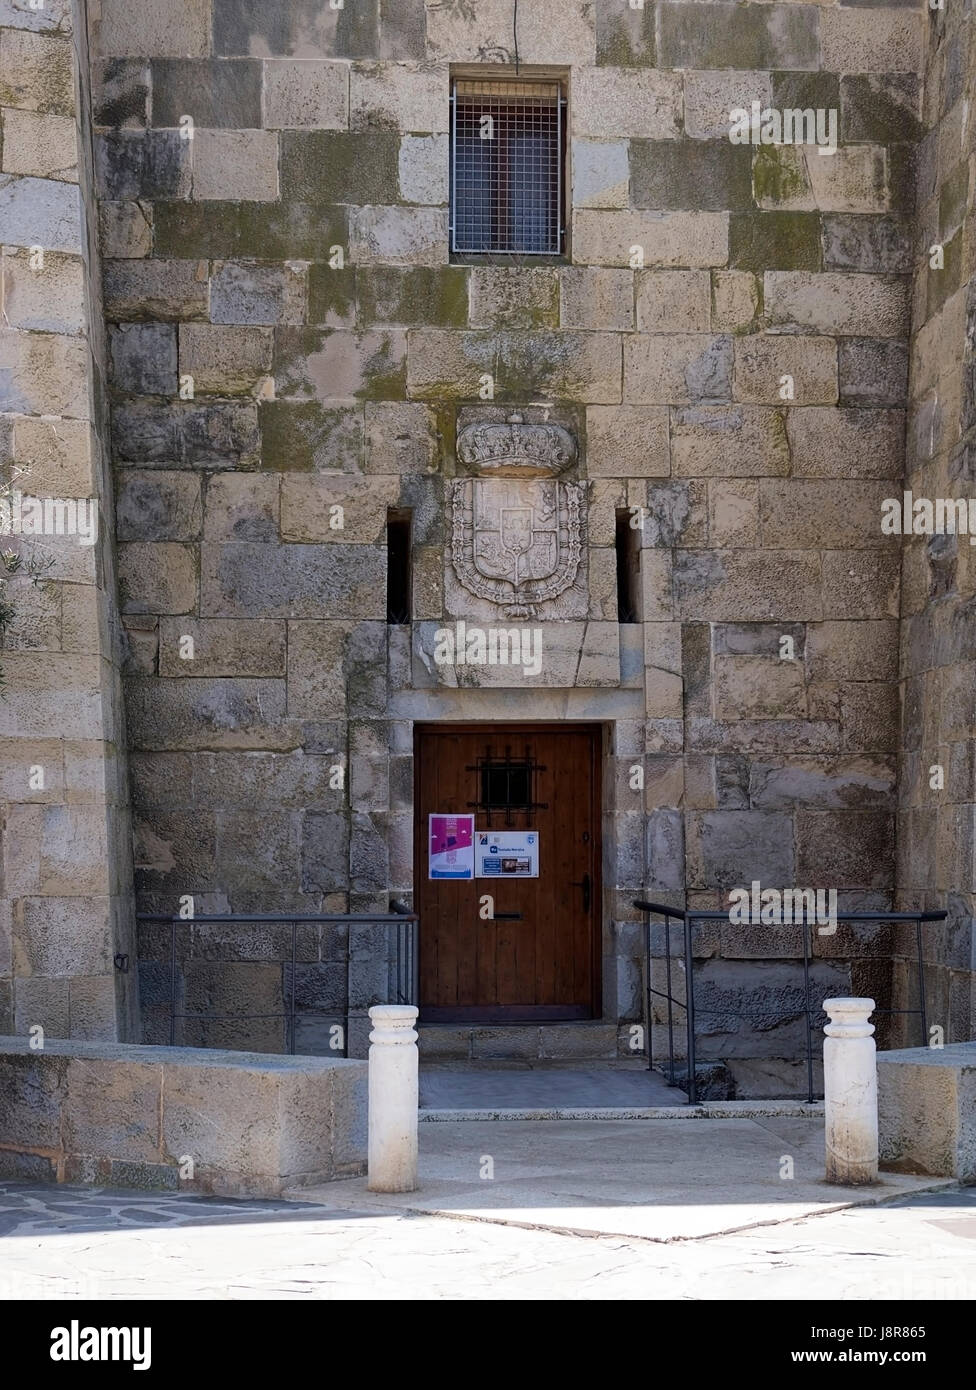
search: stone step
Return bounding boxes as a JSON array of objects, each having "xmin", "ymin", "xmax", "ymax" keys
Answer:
[{"xmin": 419, "ymin": 1021, "xmax": 620, "ymax": 1061}]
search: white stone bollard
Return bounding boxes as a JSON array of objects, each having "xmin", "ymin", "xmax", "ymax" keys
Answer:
[
  {"xmin": 367, "ymin": 1004, "xmax": 419, "ymax": 1193},
  {"xmin": 823, "ymin": 997, "xmax": 879, "ymax": 1185}
]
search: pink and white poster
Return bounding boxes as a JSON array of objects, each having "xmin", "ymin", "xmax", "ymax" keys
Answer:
[{"xmin": 428, "ymin": 813, "xmax": 475, "ymax": 880}]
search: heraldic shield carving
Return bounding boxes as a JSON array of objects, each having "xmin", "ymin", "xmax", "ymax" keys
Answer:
[{"xmin": 451, "ymin": 414, "xmax": 584, "ymax": 619}]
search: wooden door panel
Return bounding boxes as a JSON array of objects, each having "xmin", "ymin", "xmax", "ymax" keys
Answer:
[{"xmin": 415, "ymin": 724, "xmax": 601, "ymax": 1022}]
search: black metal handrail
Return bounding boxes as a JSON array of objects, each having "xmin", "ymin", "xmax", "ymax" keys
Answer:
[
  {"xmin": 634, "ymin": 900, "xmax": 948, "ymax": 1105},
  {"xmin": 136, "ymin": 911, "xmax": 418, "ymax": 1055}
]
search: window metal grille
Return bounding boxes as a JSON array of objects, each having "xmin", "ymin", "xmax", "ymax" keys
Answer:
[{"xmin": 450, "ymin": 78, "xmax": 565, "ymax": 257}]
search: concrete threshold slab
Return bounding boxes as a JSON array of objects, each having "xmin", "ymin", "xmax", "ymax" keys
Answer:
[
  {"xmin": 421, "ymin": 1100, "xmax": 826, "ymax": 1122},
  {"xmin": 289, "ymin": 1117, "xmax": 956, "ymax": 1244}
]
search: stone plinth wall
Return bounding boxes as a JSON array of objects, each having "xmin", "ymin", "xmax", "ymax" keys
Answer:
[
  {"xmin": 0, "ymin": 0, "xmax": 136, "ymax": 1043},
  {"xmin": 0, "ymin": 1035, "xmax": 367, "ymax": 1195},
  {"xmin": 894, "ymin": 0, "xmax": 976, "ymax": 1046}
]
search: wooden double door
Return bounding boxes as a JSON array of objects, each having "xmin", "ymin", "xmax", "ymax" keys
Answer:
[{"xmin": 415, "ymin": 724, "xmax": 602, "ymax": 1022}]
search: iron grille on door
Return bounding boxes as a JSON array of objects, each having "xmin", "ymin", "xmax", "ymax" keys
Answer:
[{"xmin": 450, "ymin": 78, "xmax": 565, "ymax": 257}]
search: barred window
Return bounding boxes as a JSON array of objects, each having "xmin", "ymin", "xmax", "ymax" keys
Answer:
[{"xmin": 450, "ymin": 78, "xmax": 566, "ymax": 257}]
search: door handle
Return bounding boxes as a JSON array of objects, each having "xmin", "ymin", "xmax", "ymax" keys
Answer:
[
  {"xmin": 491, "ymin": 912, "xmax": 522, "ymax": 921},
  {"xmin": 571, "ymin": 873, "xmax": 591, "ymax": 913}
]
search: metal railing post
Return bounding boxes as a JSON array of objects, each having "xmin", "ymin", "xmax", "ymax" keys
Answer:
[
  {"xmin": 802, "ymin": 916, "xmax": 815, "ymax": 1105},
  {"xmin": 684, "ymin": 910, "xmax": 697, "ymax": 1105}
]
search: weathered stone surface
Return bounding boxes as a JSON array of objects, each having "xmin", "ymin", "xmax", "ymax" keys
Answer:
[
  {"xmin": 686, "ymin": 810, "xmax": 795, "ymax": 890},
  {"xmin": 838, "ymin": 339, "xmax": 908, "ymax": 408},
  {"xmin": 179, "ymin": 324, "xmax": 273, "ymax": 394},
  {"xmin": 764, "ymin": 272, "xmax": 909, "ymax": 337},
  {"xmin": 275, "ymin": 328, "xmax": 407, "ymax": 402},
  {"xmin": 287, "ymin": 621, "xmax": 386, "ymax": 717},
  {"xmin": 878, "ymin": 1044, "xmax": 976, "ymax": 1181},
  {"xmin": 95, "ymin": 130, "xmax": 192, "ymax": 200},
  {"xmin": 406, "ymin": 329, "xmax": 622, "ymax": 404},
  {"xmin": 573, "ymin": 210, "xmax": 729, "ymax": 268},
  {"xmin": 349, "ymin": 206, "xmax": 449, "ymax": 267},
  {"xmin": 280, "ymin": 130, "xmax": 398, "ymax": 204},
  {"xmin": 424, "ymin": 0, "xmax": 596, "ymax": 65},
  {"xmin": 0, "ymin": 173, "xmax": 82, "ymax": 252},
  {"xmin": 674, "ymin": 550, "xmax": 823, "ymax": 621},
  {"xmin": 625, "ymin": 334, "xmax": 733, "ymax": 406},
  {"xmin": 714, "ymin": 654, "xmax": 807, "ymax": 720},
  {"xmin": 822, "ymin": 216, "xmax": 912, "ymax": 275},
  {"xmin": 103, "ymin": 259, "xmax": 210, "ymax": 321},
  {"xmin": 203, "ymin": 472, "xmax": 279, "ymax": 542},
  {"xmin": 260, "ymin": 400, "xmax": 364, "ymax": 471},
  {"xmin": 759, "ymin": 480, "xmax": 897, "ymax": 549},
  {"xmin": 631, "ymin": 141, "xmax": 752, "ymax": 212},
  {"xmin": 356, "ymin": 267, "xmax": 464, "ymax": 328},
  {"xmin": 821, "ymin": 552, "xmax": 900, "ymax": 619},
  {"xmin": 280, "ymin": 476, "xmax": 398, "ymax": 543},
  {"xmin": 193, "ymin": 130, "xmax": 279, "ymax": 201},
  {"xmin": 154, "ymin": 200, "xmax": 345, "ymax": 260},
  {"xmin": 573, "ymin": 68, "xmax": 681, "ymax": 140},
  {"xmin": 0, "ymin": 328, "xmax": 90, "ymax": 416},
  {"xmin": 820, "ymin": 8, "xmax": 924, "ymax": 74},
  {"xmin": 560, "ymin": 268, "xmax": 633, "ymax": 331},
  {"xmin": 264, "ymin": 59, "xmax": 348, "ymax": 129},
  {"xmin": 786, "ymin": 408, "xmax": 905, "ymax": 478},
  {"xmin": 152, "ymin": 58, "xmax": 263, "ymax": 127},
  {"xmin": 93, "ymin": 0, "xmax": 212, "ymax": 58},
  {"xmin": 110, "ymin": 322, "xmax": 178, "ymax": 393},
  {"xmin": 100, "ymin": 200, "xmax": 153, "ymax": 258},
  {"xmin": 125, "ymin": 676, "xmax": 292, "ymax": 751},
  {"xmin": 636, "ymin": 271, "xmax": 711, "ymax": 333},
  {"xmin": 0, "ymin": 29, "xmax": 74, "ymax": 113},
  {"xmin": 118, "ymin": 543, "xmax": 196, "ymax": 614},
  {"xmin": 92, "ymin": 58, "xmax": 151, "ymax": 129},
  {"xmin": 1, "ymin": 109, "xmax": 77, "ymax": 180},
  {"xmin": 468, "ymin": 269, "xmax": 559, "ymax": 330},
  {"xmin": 1, "ymin": 249, "xmax": 84, "ymax": 333},
  {"xmin": 350, "ymin": 61, "xmax": 447, "ymax": 133},
  {"xmin": 733, "ymin": 336, "xmax": 837, "ymax": 404},
  {"xmin": 117, "ymin": 470, "xmax": 202, "ymax": 541},
  {"xmin": 365, "ymin": 401, "xmax": 438, "ymax": 474},
  {"xmin": 572, "ymin": 139, "xmax": 629, "ymax": 210},
  {"xmin": 202, "ymin": 542, "xmax": 386, "ymax": 619},
  {"xmin": 211, "ymin": 262, "xmax": 306, "ymax": 326},
  {"xmin": 398, "ymin": 134, "xmax": 449, "ymax": 206},
  {"xmin": 659, "ymin": 3, "xmax": 819, "ymax": 70},
  {"xmin": 711, "ymin": 271, "xmax": 761, "ymax": 332},
  {"xmin": 807, "ymin": 621, "xmax": 899, "ymax": 682},
  {"xmin": 728, "ymin": 211, "xmax": 822, "ymax": 273},
  {"xmin": 586, "ymin": 406, "xmax": 669, "ymax": 478},
  {"xmin": 684, "ymin": 70, "xmax": 772, "ymax": 142}
]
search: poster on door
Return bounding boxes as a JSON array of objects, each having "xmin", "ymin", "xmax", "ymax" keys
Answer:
[
  {"xmin": 428, "ymin": 813, "xmax": 475, "ymax": 879},
  {"xmin": 476, "ymin": 830, "xmax": 540, "ymax": 878}
]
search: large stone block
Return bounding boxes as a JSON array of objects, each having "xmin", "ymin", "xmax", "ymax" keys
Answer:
[
  {"xmin": 823, "ymin": 216, "xmax": 912, "ymax": 275},
  {"xmin": 573, "ymin": 68, "xmax": 681, "ymax": 139},
  {"xmin": 0, "ymin": 29, "xmax": 74, "ymax": 114},
  {"xmin": 95, "ymin": 130, "xmax": 191, "ymax": 200},
  {"xmin": 631, "ymin": 140, "xmax": 752, "ymax": 212},
  {"xmin": 274, "ymin": 327, "xmax": 407, "ymax": 402},
  {"xmin": 0, "ymin": 328, "xmax": 90, "ymax": 417},
  {"xmin": 350, "ymin": 61, "xmax": 447, "ymax": 133},
  {"xmin": 659, "ymin": 3, "xmax": 819, "ymax": 70},
  {"xmin": 758, "ymin": 480, "xmax": 898, "ymax": 549},
  {"xmin": 92, "ymin": 57, "xmax": 151, "ymax": 128},
  {"xmin": 110, "ymin": 323, "xmax": 178, "ymax": 394},
  {"xmin": 93, "ymin": 0, "xmax": 212, "ymax": 58},
  {"xmin": 586, "ymin": 405, "xmax": 669, "ymax": 477},
  {"xmin": 636, "ymin": 271, "xmax": 711, "ymax": 333},
  {"xmin": 103, "ymin": 258, "xmax": 210, "ymax": 321},
  {"xmin": 124, "ymin": 676, "xmax": 293, "ymax": 751},
  {"xmin": 0, "ymin": 174, "xmax": 82, "ymax": 252},
  {"xmin": 795, "ymin": 810, "xmax": 894, "ymax": 888},
  {"xmin": 425, "ymin": 0, "xmax": 596, "ymax": 65},
  {"xmin": 764, "ymin": 272, "xmax": 909, "ymax": 337},
  {"xmin": 158, "ymin": 619, "xmax": 286, "ymax": 677},
  {"xmin": 280, "ymin": 475, "xmax": 398, "ymax": 542},
  {"xmin": 1, "ymin": 248, "xmax": 84, "ymax": 334},
  {"xmin": 211, "ymin": 261, "xmax": 306, "ymax": 326},
  {"xmin": 365, "ymin": 400, "xmax": 438, "ymax": 474},
  {"xmin": 671, "ymin": 405, "xmax": 789, "ymax": 478},
  {"xmin": 406, "ymin": 329, "xmax": 622, "ymax": 404},
  {"xmin": 152, "ymin": 58, "xmax": 263, "ymax": 127},
  {"xmin": 572, "ymin": 139, "xmax": 629, "ymax": 210},
  {"xmin": 280, "ymin": 129, "xmax": 398, "ymax": 203},
  {"xmin": 203, "ymin": 472, "xmax": 279, "ymax": 542},
  {"xmin": 263, "ymin": 59, "xmax": 349, "ymax": 129},
  {"xmin": 154, "ymin": 200, "xmax": 346, "ymax": 260},
  {"xmin": 821, "ymin": 551, "xmax": 900, "ymax": 619},
  {"xmin": 820, "ymin": 8, "xmax": 924, "ymax": 73},
  {"xmin": 684, "ymin": 70, "xmax": 772, "ymax": 142},
  {"xmin": 561, "ymin": 268, "xmax": 633, "ymax": 331},
  {"xmin": 117, "ymin": 470, "xmax": 202, "ymax": 541},
  {"xmin": 468, "ymin": 268, "xmax": 559, "ymax": 330},
  {"xmin": 398, "ymin": 134, "xmax": 449, "ymax": 206},
  {"xmin": 573, "ymin": 210, "xmax": 729, "ymax": 269},
  {"xmin": 193, "ymin": 129, "xmax": 279, "ymax": 201},
  {"xmin": 99, "ymin": 200, "xmax": 153, "ymax": 258},
  {"xmin": 118, "ymin": 542, "xmax": 196, "ymax": 614},
  {"xmin": 686, "ymin": 810, "xmax": 795, "ymax": 890},
  {"xmin": 214, "ymin": 0, "xmax": 380, "ymax": 59},
  {"xmin": 675, "ymin": 550, "xmax": 823, "ymax": 621},
  {"xmin": 878, "ymin": 1043, "xmax": 976, "ymax": 1181},
  {"xmin": 728, "ymin": 211, "xmax": 822, "ymax": 272},
  {"xmin": 1, "ymin": 109, "xmax": 77, "ymax": 180},
  {"xmin": 624, "ymin": 334, "xmax": 732, "ymax": 406},
  {"xmin": 786, "ymin": 407, "xmax": 905, "ymax": 478},
  {"xmin": 733, "ymin": 336, "xmax": 837, "ymax": 404},
  {"xmin": 202, "ymin": 541, "xmax": 386, "ymax": 619},
  {"xmin": 260, "ymin": 400, "xmax": 364, "ymax": 471},
  {"xmin": 349, "ymin": 206, "xmax": 448, "ymax": 267},
  {"xmin": 179, "ymin": 324, "xmax": 273, "ymax": 394},
  {"xmin": 838, "ymin": 339, "xmax": 908, "ymax": 408}
]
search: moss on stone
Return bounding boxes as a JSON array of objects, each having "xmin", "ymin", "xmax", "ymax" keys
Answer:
[
  {"xmin": 307, "ymin": 267, "xmax": 358, "ymax": 327},
  {"xmin": 259, "ymin": 400, "xmax": 364, "ymax": 472},
  {"xmin": 358, "ymin": 267, "xmax": 469, "ymax": 328},
  {"xmin": 280, "ymin": 131, "xmax": 399, "ymax": 205},
  {"xmin": 728, "ymin": 212, "xmax": 822, "ymax": 272},
  {"xmin": 752, "ymin": 146, "xmax": 811, "ymax": 208}
]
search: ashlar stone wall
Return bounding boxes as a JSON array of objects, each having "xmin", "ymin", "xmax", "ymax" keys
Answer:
[
  {"xmin": 0, "ymin": 0, "xmax": 136, "ymax": 1042},
  {"xmin": 84, "ymin": 0, "xmax": 962, "ymax": 1075},
  {"xmin": 895, "ymin": 0, "xmax": 976, "ymax": 1047}
]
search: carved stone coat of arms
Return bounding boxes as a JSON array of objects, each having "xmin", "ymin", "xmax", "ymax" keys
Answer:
[{"xmin": 450, "ymin": 415, "xmax": 585, "ymax": 619}]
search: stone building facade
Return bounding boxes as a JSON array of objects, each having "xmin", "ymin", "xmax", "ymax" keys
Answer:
[{"xmin": 0, "ymin": 0, "xmax": 973, "ymax": 1092}]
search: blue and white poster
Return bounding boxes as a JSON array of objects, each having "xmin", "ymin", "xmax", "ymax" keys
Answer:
[{"xmin": 476, "ymin": 831, "xmax": 539, "ymax": 878}]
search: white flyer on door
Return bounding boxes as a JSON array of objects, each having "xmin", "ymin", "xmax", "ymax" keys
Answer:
[{"xmin": 476, "ymin": 830, "xmax": 539, "ymax": 878}]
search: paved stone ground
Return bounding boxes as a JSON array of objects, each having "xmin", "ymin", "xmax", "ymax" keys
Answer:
[
  {"xmin": 2, "ymin": 1116, "xmax": 974, "ymax": 1299},
  {"xmin": 1, "ymin": 1179, "xmax": 974, "ymax": 1301}
]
